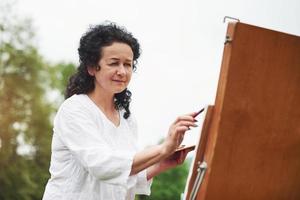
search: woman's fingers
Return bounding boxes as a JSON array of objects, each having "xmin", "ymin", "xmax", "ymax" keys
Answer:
[
  {"xmin": 173, "ymin": 113, "xmax": 198, "ymax": 131},
  {"xmin": 176, "ymin": 121, "xmax": 198, "ymax": 128},
  {"xmin": 164, "ymin": 111, "xmax": 200, "ymax": 155},
  {"xmin": 178, "ymin": 149, "xmax": 193, "ymax": 164},
  {"xmin": 174, "ymin": 115, "xmax": 196, "ymax": 124},
  {"xmin": 172, "ymin": 121, "xmax": 197, "ymax": 143},
  {"xmin": 175, "ymin": 126, "xmax": 190, "ymax": 133},
  {"xmin": 177, "ymin": 150, "xmax": 187, "ymax": 164},
  {"xmin": 174, "ymin": 110, "xmax": 201, "ymax": 124}
]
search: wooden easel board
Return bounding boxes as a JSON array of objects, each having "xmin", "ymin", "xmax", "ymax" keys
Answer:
[{"xmin": 186, "ymin": 22, "xmax": 300, "ymax": 200}]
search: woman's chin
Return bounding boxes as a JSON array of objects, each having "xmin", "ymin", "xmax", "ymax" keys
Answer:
[
  {"xmin": 111, "ymin": 82, "xmax": 128, "ymax": 94},
  {"xmin": 114, "ymin": 87, "xmax": 127, "ymax": 94}
]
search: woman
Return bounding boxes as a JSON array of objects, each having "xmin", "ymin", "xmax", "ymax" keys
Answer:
[{"xmin": 42, "ymin": 23, "xmax": 198, "ymax": 200}]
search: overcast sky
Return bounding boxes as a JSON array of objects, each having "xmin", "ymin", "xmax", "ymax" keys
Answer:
[{"xmin": 16, "ymin": 0, "xmax": 300, "ymax": 147}]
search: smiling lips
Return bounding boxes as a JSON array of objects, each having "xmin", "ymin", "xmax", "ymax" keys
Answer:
[{"xmin": 112, "ymin": 79, "xmax": 126, "ymax": 83}]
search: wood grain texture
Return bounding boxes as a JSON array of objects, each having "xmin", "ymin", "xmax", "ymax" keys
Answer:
[{"xmin": 194, "ymin": 22, "xmax": 300, "ymax": 200}]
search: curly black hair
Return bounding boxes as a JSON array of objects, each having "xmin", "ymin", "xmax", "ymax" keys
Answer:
[{"xmin": 65, "ymin": 22, "xmax": 141, "ymax": 119}]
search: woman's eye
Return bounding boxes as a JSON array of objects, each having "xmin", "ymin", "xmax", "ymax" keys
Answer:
[
  {"xmin": 125, "ymin": 63, "xmax": 132, "ymax": 67},
  {"xmin": 109, "ymin": 62, "xmax": 118, "ymax": 66}
]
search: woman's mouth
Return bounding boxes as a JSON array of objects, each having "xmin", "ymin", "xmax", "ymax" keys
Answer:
[{"xmin": 112, "ymin": 79, "xmax": 126, "ymax": 83}]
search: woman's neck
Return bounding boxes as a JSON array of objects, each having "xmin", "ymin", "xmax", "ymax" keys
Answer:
[{"xmin": 88, "ymin": 89, "xmax": 115, "ymax": 113}]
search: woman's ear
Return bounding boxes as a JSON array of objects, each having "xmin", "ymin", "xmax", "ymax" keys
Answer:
[{"xmin": 87, "ymin": 66, "xmax": 95, "ymax": 76}]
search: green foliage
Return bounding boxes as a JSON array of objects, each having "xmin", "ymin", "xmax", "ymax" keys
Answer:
[
  {"xmin": 137, "ymin": 161, "xmax": 190, "ymax": 200},
  {"xmin": 0, "ymin": 2, "xmax": 75, "ymax": 200},
  {"xmin": 49, "ymin": 62, "xmax": 76, "ymax": 97}
]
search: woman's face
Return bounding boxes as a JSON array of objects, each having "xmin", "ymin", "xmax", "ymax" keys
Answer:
[{"xmin": 90, "ymin": 42, "xmax": 134, "ymax": 95}]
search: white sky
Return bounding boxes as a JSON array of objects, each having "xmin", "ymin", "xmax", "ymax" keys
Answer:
[{"xmin": 16, "ymin": 0, "xmax": 300, "ymax": 147}]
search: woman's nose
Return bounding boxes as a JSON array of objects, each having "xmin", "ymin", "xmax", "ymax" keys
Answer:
[{"xmin": 117, "ymin": 64, "xmax": 126, "ymax": 75}]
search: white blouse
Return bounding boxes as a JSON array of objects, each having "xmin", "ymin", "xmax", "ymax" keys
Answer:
[{"xmin": 42, "ymin": 94, "xmax": 152, "ymax": 200}]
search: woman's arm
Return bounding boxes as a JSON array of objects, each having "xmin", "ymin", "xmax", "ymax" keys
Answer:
[
  {"xmin": 130, "ymin": 144, "xmax": 166, "ymax": 176},
  {"xmin": 130, "ymin": 112, "xmax": 198, "ymax": 176}
]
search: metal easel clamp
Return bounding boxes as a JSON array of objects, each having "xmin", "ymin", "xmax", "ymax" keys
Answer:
[
  {"xmin": 223, "ymin": 16, "xmax": 239, "ymax": 45},
  {"xmin": 189, "ymin": 161, "xmax": 208, "ymax": 200},
  {"xmin": 224, "ymin": 35, "xmax": 233, "ymax": 45},
  {"xmin": 223, "ymin": 16, "xmax": 240, "ymax": 23}
]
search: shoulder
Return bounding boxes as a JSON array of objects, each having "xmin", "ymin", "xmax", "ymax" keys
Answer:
[
  {"xmin": 60, "ymin": 94, "xmax": 88, "ymax": 110},
  {"xmin": 55, "ymin": 94, "xmax": 95, "ymax": 122},
  {"xmin": 57, "ymin": 94, "xmax": 94, "ymax": 114}
]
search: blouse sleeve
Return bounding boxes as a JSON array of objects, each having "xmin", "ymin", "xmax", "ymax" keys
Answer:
[
  {"xmin": 54, "ymin": 105, "xmax": 135, "ymax": 187},
  {"xmin": 126, "ymin": 114, "xmax": 153, "ymax": 195},
  {"xmin": 134, "ymin": 169, "xmax": 153, "ymax": 195}
]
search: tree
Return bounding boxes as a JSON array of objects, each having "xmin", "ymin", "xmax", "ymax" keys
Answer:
[
  {"xmin": 136, "ymin": 161, "xmax": 190, "ymax": 200},
  {"xmin": 48, "ymin": 61, "xmax": 76, "ymax": 105},
  {"xmin": 0, "ymin": 2, "xmax": 75, "ymax": 199}
]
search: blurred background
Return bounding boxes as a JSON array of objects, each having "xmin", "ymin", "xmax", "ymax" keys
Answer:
[{"xmin": 0, "ymin": 0, "xmax": 299, "ymax": 199}]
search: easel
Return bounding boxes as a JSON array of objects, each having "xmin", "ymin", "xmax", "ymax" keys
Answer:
[{"xmin": 183, "ymin": 22, "xmax": 300, "ymax": 200}]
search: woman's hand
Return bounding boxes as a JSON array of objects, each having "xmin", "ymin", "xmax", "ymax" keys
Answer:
[
  {"xmin": 146, "ymin": 147, "xmax": 194, "ymax": 180},
  {"xmin": 160, "ymin": 147, "xmax": 194, "ymax": 170},
  {"xmin": 132, "ymin": 111, "xmax": 198, "ymax": 179},
  {"xmin": 162, "ymin": 112, "xmax": 198, "ymax": 157}
]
